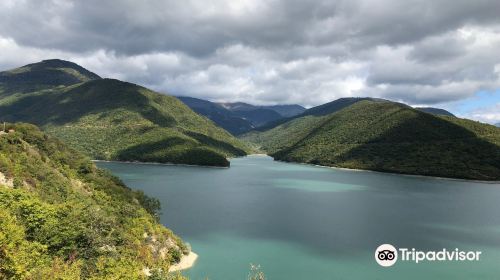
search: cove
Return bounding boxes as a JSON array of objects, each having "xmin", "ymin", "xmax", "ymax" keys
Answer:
[{"xmin": 97, "ymin": 155, "xmax": 500, "ymax": 280}]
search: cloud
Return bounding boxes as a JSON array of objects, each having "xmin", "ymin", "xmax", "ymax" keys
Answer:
[
  {"xmin": 0, "ymin": 0, "xmax": 500, "ymax": 120},
  {"xmin": 467, "ymin": 103, "xmax": 500, "ymax": 124}
]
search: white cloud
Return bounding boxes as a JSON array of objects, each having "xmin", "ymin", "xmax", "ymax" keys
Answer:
[
  {"xmin": 467, "ymin": 103, "xmax": 500, "ymax": 124},
  {"xmin": 0, "ymin": 0, "xmax": 499, "ymax": 114}
]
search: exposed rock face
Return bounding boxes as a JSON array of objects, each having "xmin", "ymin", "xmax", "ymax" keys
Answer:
[{"xmin": 0, "ymin": 172, "xmax": 13, "ymax": 188}]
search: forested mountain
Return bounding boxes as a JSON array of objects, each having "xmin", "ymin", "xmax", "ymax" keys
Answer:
[
  {"xmin": 178, "ymin": 97, "xmax": 306, "ymax": 134},
  {"xmin": 263, "ymin": 104, "xmax": 306, "ymax": 117},
  {"xmin": 415, "ymin": 107, "xmax": 455, "ymax": 116},
  {"xmin": 0, "ymin": 60, "xmax": 251, "ymax": 167},
  {"xmin": 242, "ymin": 99, "xmax": 500, "ymax": 180},
  {"xmin": 176, "ymin": 96, "xmax": 254, "ymax": 135},
  {"xmin": 0, "ymin": 123, "xmax": 187, "ymax": 279}
]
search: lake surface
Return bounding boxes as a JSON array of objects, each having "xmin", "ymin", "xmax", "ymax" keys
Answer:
[{"xmin": 97, "ymin": 155, "xmax": 500, "ymax": 280}]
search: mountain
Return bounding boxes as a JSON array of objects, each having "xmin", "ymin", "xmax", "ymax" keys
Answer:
[
  {"xmin": 177, "ymin": 97, "xmax": 306, "ymax": 134},
  {"xmin": 0, "ymin": 123, "xmax": 188, "ymax": 279},
  {"xmin": 415, "ymin": 107, "xmax": 455, "ymax": 116},
  {"xmin": 299, "ymin": 97, "xmax": 383, "ymax": 117},
  {"xmin": 496, "ymin": 122, "xmax": 500, "ymax": 127},
  {"xmin": 242, "ymin": 99, "xmax": 500, "ymax": 180},
  {"xmin": 0, "ymin": 59, "xmax": 100, "ymax": 92},
  {"xmin": 254, "ymin": 98, "xmax": 454, "ymax": 132},
  {"xmin": 177, "ymin": 96, "xmax": 254, "ymax": 135},
  {"xmin": 254, "ymin": 97, "xmax": 384, "ymax": 131},
  {"xmin": 219, "ymin": 102, "xmax": 305, "ymax": 118},
  {"xmin": 218, "ymin": 102, "xmax": 284, "ymax": 126},
  {"xmin": 0, "ymin": 60, "xmax": 251, "ymax": 167},
  {"xmin": 261, "ymin": 104, "xmax": 306, "ymax": 117}
]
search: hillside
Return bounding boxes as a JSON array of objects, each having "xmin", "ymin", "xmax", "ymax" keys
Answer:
[
  {"xmin": 0, "ymin": 60, "xmax": 251, "ymax": 167},
  {"xmin": 0, "ymin": 123, "xmax": 187, "ymax": 279},
  {"xmin": 242, "ymin": 100, "xmax": 500, "ymax": 180},
  {"xmin": 262, "ymin": 104, "xmax": 306, "ymax": 117},
  {"xmin": 416, "ymin": 107, "xmax": 455, "ymax": 116},
  {"xmin": 254, "ymin": 97, "xmax": 385, "ymax": 132},
  {"xmin": 218, "ymin": 102, "xmax": 284, "ymax": 127},
  {"xmin": 178, "ymin": 97, "xmax": 305, "ymax": 134},
  {"xmin": 219, "ymin": 102, "xmax": 305, "ymax": 118},
  {"xmin": 177, "ymin": 96, "xmax": 254, "ymax": 135},
  {"xmin": 0, "ymin": 59, "xmax": 100, "ymax": 93}
]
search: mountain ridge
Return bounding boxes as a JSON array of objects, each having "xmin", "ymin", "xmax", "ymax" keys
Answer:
[
  {"xmin": 178, "ymin": 96, "xmax": 305, "ymax": 134},
  {"xmin": 0, "ymin": 60, "xmax": 251, "ymax": 167},
  {"xmin": 242, "ymin": 99, "xmax": 500, "ymax": 180},
  {"xmin": 415, "ymin": 107, "xmax": 455, "ymax": 116}
]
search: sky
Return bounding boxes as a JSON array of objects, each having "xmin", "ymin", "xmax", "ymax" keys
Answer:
[{"xmin": 0, "ymin": 0, "xmax": 499, "ymax": 124}]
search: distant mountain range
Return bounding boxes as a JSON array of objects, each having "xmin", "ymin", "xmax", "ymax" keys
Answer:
[
  {"xmin": 0, "ymin": 59, "xmax": 251, "ymax": 166},
  {"xmin": 242, "ymin": 98, "xmax": 500, "ymax": 180},
  {"xmin": 177, "ymin": 96, "xmax": 305, "ymax": 134},
  {"xmin": 496, "ymin": 122, "xmax": 500, "ymax": 127},
  {"xmin": 1, "ymin": 59, "xmax": 497, "ymax": 179}
]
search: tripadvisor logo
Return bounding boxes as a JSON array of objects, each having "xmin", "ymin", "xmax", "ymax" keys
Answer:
[
  {"xmin": 375, "ymin": 244, "xmax": 482, "ymax": 267},
  {"xmin": 375, "ymin": 244, "xmax": 398, "ymax": 267}
]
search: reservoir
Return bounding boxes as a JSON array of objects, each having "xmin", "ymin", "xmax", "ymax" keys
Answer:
[{"xmin": 97, "ymin": 155, "xmax": 500, "ymax": 279}]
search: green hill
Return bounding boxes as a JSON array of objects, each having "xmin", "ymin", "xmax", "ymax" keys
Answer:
[
  {"xmin": 415, "ymin": 107, "xmax": 455, "ymax": 116},
  {"xmin": 242, "ymin": 100, "xmax": 500, "ymax": 180},
  {"xmin": 0, "ymin": 60, "xmax": 251, "ymax": 167},
  {"xmin": 0, "ymin": 59, "xmax": 101, "ymax": 92},
  {"xmin": 177, "ymin": 97, "xmax": 306, "ymax": 135},
  {"xmin": 0, "ymin": 123, "xmax": 187, "ymax": 279},
  {"xmin": 218, "ymin": 102, "xmax": 285, "ymax": 127},
  {"xmin": 177, "ymin": 96, "xmax": 255, "ymax": 135}
]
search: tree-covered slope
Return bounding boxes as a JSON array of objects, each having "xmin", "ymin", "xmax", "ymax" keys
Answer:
[
  {"xmin": 0, "ymin": 59, "xmax": 100, "ymax": 93},
  {"xmin": 242, "ymin": 100, "xmax": 500, "ymax": 180},
  {"xmin": 177, "ymin": 96, "xmax": 254, "ymax": 135},
  {"xmin": 0, "ymin": 123, "xmax": 188, "ymax": 279},
  {"xmin": 0, "ymin": 60, "xmax": 251, "ymax": 167},
  {"xmin": 415, "ymin": 107, "xmax": 455, "ymax": 116},
  {"xmin": 178, "ymin": 97, "xmax": 305, "ymax": 135},
  {"xmin": 263, "ymin": 104, "xmax": 305, "ymax": 117},
  {"xmin": 218, "ymin": 102, "xmax": 284, "ymax": 127}
]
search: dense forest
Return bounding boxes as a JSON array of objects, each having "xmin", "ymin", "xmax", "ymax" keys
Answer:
[
  {"xmin": 0, "ymin": 60, "xmax": 251, "ymax": 167},
  {"xmin": 242, "ymin": 100, "xmax": 500, "ymax": 180},
  {"xmin": 0, "ymin": 123, "xmax": 188, "ymax": 279}
]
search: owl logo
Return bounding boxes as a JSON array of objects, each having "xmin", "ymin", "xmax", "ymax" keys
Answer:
[
  {"xmin": 377, "ymin": 249, "xmax": 395, "ymax": 261},
  {"xmin": 375, "ymin": 244, "xmax": 398, "ymax": 267}
]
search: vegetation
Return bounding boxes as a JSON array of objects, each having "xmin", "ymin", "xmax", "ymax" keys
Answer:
[
  {"xmin": 177, "ymin": 97, "xmax": 305, "ymax": 135},
  {"xmin": 242, "ymin": 100, "xmax": 500, "ymax": 180},
  {"xmin": 0, "ymin": 59, "xmax": 100, "ymax": 93},
  {"xmin": 415, "ymin": 107, "xmax": 455, "ymax": 116},
  {"xmin": 177, "ymin": 96, "xmax": 255, "ymax": 135},
  {"xmin": 0, "ymin": 60, "xmax": 252, "ymax": 167},
  {"xmin": 0, "ymin": 123, "xmax": 190, "ymax": 279}
]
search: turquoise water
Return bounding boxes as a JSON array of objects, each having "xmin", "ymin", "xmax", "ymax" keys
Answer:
[{"xmin": 97, "ymin": 155, "xmax": 500, "ymax": 279}]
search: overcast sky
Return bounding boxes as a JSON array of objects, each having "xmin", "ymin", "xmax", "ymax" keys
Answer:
[{"xmin": 1, "ymin": 0, "xmax": 499, "ymax": 123}]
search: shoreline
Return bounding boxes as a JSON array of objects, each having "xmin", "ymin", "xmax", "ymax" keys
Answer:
[
  {"xmin": 246, "ymin": 155, "xmax": 500, "ymax": 184},
  {"xmin": 92, "ymin": 159, "xmax": 229, "ymax": 169},
  {"xmin": 93, "ymin": 156, "xmax": 500, "ymax": 184},
  {"xmin": 169, "ymin": 252, "xmax": 198, "ymax": 272}
]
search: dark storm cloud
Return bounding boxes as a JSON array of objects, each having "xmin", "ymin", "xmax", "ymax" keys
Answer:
[
  {"xmin": 2, "ymin": 0, "xmax": 499, "ymax": 56},
  {"xmin": 0, "ymin": 0, "xmax": 499, "ymax": 120}
]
